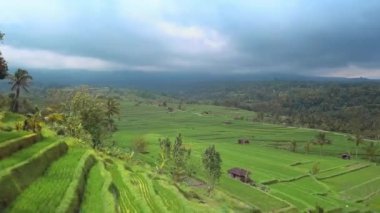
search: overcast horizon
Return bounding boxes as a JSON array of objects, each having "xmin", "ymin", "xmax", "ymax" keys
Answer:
[{"xmin": 1, "ymin": 1, "xmax": 380, "ymax": 79}]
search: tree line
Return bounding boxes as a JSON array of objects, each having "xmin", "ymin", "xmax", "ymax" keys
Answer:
[{"xmin": 176, "ymin": 81, "xmax": 380, "ymax": 139}]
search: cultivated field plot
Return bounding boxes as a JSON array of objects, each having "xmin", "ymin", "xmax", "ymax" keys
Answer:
[
  {"xmin": 0, "ymin": 137, "xmax": 56, "ymax": 170},
  {"xmin": 0, "ymin": 131, "xmax": 29, "ymax": 144},
  {"xmin": 1, "ymin": 100, "xmax": 379, "ymax": 212},
  {"xmin": 7, "ymin": 148, "xmax": 87, "ymax": 212},
  {"xmin": 113, "ymin": 100, "xmax": 380, "ymax": 212}
]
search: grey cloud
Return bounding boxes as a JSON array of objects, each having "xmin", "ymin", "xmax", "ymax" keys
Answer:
[{"xmin": 1, "ymin": 0, "xmax": 380, "ymax": 77}]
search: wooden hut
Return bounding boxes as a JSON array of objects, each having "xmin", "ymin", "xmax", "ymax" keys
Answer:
[
  {"xmin": 238, "ymin": 138, "xmax": 250, "ymax": 144},
  {"xmin": 341, "ymin": 153, "xmax": 351, "ymax": 160},
  {"xmin": 228, "ymin": 167, "xmax": 252, "ymax": 183}
]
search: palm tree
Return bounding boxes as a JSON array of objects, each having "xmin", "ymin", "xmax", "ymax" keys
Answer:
[
  {"xmin": 362, "ymin": 142, "xmax": 379, "ymax": 162},
  {"xmin": 289, "ymin": 140, "xmax": 297, "ymax": 152},
  {"xmin": 9, "ymin": 68, "xmax": 32, "ymax": 112},
  {"xmin": 0, "ymin": 31, "xmax": 8, "ymax": 80},
  {"xmin": 0, "ymin": 53, "xmax": 7, "ymax": 79},
  {"xmin": 304, "ymin": 141, "xmax": 312, "ymax": 154},
  {"xmin": 313, "ymin": 132, "xmax": 331, "ymax": 155},
  {"xmin": 348, "ymin": 134, "xmax": 364, "ymax": 159},
  {"xmin": 105, "ymin": 97, "xmax": 120, "ymax": 131}
]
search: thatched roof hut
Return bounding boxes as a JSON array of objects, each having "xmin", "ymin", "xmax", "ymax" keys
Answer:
[
  {"xmin": 228, "ymin": 167, "xmax": 252, "ymax": 183},
  {"xmin": 238, "ymin": 138, "xmax": 250, "ymax": 144}
]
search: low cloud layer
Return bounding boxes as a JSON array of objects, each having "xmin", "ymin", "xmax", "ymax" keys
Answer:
[
  {"xmin": 2, "ymin": 45, "xmax": 124, "ymax": 71},
  {"xmin": 1, "ymin": 0, "xmax": 380, "ymax": 78}
]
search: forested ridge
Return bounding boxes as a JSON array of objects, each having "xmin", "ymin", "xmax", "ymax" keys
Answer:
[{"xmin": 178, "ymin": 81, "xmax": 380, "ymax": 139}]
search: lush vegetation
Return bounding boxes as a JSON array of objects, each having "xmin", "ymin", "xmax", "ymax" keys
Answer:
[
  {"xmin": 175, "ymin": 81, "xmax": 380, "ymax": 139},
  {"xmin": 110, "ymin": 96, "xmax": 380, "ymax": 211},
  {"xmin": 1, "ymin": 88, "xmax": 380, "ymax": 212},
  {"xmin": 0, "ymin": 31, "xmax": 7, "ymax": 80}
]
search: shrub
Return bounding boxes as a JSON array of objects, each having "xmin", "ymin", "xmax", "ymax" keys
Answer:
[
  {"xmin": 288, "ymin": 140, "xmax": 297, "ymax": 152},
  {"xmin": 132, "ymin": 137, "xmax": 148, "ymax": 154},
  {"xmin": 0, "ymin": 126, "xmax": 13, "ymax": 132},
  {"xmin": 310, "ymin": 162, "xmax": 320, "ymax": 175}
]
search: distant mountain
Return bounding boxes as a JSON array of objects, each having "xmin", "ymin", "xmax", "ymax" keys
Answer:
[{"xmin": 1, "ymin": 69, "xmax": 377, "ymax": 92}]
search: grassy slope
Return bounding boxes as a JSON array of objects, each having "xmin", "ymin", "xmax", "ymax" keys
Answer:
[
  {"xmin": 1, "ymin": 101, "xmax": 379, "ymax": 212},
  {"xmin": 81, "ymin": 161, "xmax": 115, "ymax": 213},
  {"xmin": 112, "ymin": 101, "xmax": 380, "ymax": 211},
  {"xmin": 7, "ymin": 148, "xmax": 87, "ymax": 212},
  {"xmin": 0, "ymin": 132, "xmax": 29, "ymax": 143},
  {"xmin": 0, "ymin": 137, "xmax": 56, "ymax": 170},
  {"xmin": 0, "ymin": 112, "xmax": 29, "ymax": 143}
]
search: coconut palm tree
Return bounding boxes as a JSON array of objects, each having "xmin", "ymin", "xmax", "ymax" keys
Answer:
[
  {"xmin": 9, "ymin": 68, "xmax": 32, "ymax": 112},
  {"xmin": 105, "ymin": 97, "xmax": 120, "ymax": 131},
  {"xmin": 0, "ymin": 54, "xmax": 7, "ymax": 79},
  {"xmin": 313, "ymin": 132, "xmax": 331, "ymax": 155},
  {"xmin": 348, "ymin": 133, "xmax": 364, "ymax": 159},
  {"xmin": 289, "ymin": 140, "xmax": 297, "ymax": 152},
  {"xmin": 0, "ymin": 31, "xmax": 8, "ymax": 80}
]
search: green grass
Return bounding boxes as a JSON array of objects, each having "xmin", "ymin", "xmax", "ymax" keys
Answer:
[
  {"xmin": 0, "ymin": 131, "xmax": 29, "ymax": 143},
  {"xmin": 366, "ymin": 193, "xmax": 380, "ymax": 211},
  {"xmin": 270, "ymin": 177, "xmax": 345, "ymax": 210},
  {"xmin": 107, "ymin": 162, "xmax": 146, "ymax": 213},
  {"xmin": 81, "ymin": 162, "xmax": 105, "ymax": 212},
  {"xmin": 0, "ymin": 137, "xmax": 56, "ymax": 171},
  {"xmin": 7, "ymin": 148, "xmax": 87, "ymax": 212},
  {"xmin": 0, "ymin": 112, "xmax": 24, "ymax": 123},
  {"xmin": 316, "ymin": 162, "xmax": 371, "ymax": 179},
  {"xmin": 152, "ymin": 179, "xmax": 190, "ymax": 212},
  {"xmin": 219, "ymin": 176, "xmax": 290, "ymax": 211},
  {"xmin": 81, "ymin": 161, "xmax": 116, "ymax": 213},
  {"xmin": 129, "ymin": 173, "xmax": 166, "ymax": 212},
  {"xmin": 322, "ymin": 166, "xmax": 380, "ymax": 192},
  {"xmin": 111, "ymin": 100, "xmax": 380, "ymax": 211},
  {"xmin": 2, "ymin": 98, "xmax": 379, "ymax": 212},
  {"xmin": 340, "ymin": 176, "xmax": 380, "ymax": 201}
]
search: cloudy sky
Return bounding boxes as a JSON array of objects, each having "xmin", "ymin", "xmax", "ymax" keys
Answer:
[{"xmin": 1, "ymin": 0, "xmax": 380, "ymax": 78}]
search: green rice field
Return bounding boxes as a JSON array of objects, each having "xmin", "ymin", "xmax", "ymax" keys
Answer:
[{"xmin": 1, "ymin": 98, "xmax": 380, "ymax": 212}]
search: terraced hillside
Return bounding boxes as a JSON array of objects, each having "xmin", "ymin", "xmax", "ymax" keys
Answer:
[
  {"xmin": 112, "ymin": 100, "xmax": 380, "ymax": 212},
  {"xmin": 1, "ymin": 98, "xmax": 380, "ymax": 212},
  {"xmin": 0, "ymin": 114, "xmax": 242, "ymax": 212}
]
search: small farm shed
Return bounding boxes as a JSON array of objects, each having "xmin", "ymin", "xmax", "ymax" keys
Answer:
[
  {"xmin": 341, "ymin": 153, "xmax": 351, "ymax": 160},
  {"xmin": 238, "ymin": 138, "xmax": 250, "ymax": 144},
  {"xmin": 228, "ymin": 167, "xmax": 252, "ymax": 183}
]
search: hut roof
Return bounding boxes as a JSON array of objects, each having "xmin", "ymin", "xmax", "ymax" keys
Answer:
[{"xmin": 228, "ymin": 167, "xmax": 250, "ymax": 177}]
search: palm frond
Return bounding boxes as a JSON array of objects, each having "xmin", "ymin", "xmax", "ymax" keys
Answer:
[{"xmin": 22, "ymin": 85, "xmax": 30, "ymax": 93}]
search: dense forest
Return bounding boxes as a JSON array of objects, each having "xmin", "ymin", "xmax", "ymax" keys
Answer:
[{"xmin": 175, "ymin": 81, "xmax": 380, "ymax": 139}]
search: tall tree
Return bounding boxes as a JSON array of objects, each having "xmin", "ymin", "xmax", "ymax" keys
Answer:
[
  {"xmin": 105, "ymin": 97, "xmax": 120, "ymax": 131},
  {"xmin": 348, "ymin": 134, "xmax": 364, "ymax": 159},
  {"xmin": 313, "ymin": 132, "xmax": 331, "ymax": 155},
  {"xmin": 9, "ymin": 69, "xmax": 32, "ymax": 112},
  {"xmin": 362, "ymin": 142, "xmax": 379, "ymax": 162},
  {"xmin": 304, "ymin": 141, "xmax": 312, "ymax": 154},
  {"xmin": 171, "ymin": 134, "xmax": 191, "ymax": 181},
  {"xmin": 289, "ymin": 140, "xmax": 297, "ymax": 152},
  {"xmin": 62, "ymin": 87, "xmax": 109, "ymax": 149},
  {"xmin": 156, "ymin": 137, "xmax": 172, "ymax": 173},
  {"xmin": 156, "ymin": 134, "xmax": 191, "ymax": 181},
  {"xmin": 202, "ymin": 145, "xmax": 222, "ymax": 194},
  {"xmin": 0, "ymin": 31, "xmax": 8, "ymax": 79}
]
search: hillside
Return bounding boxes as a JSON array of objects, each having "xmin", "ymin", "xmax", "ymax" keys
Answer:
[
  {"xmin": 112, "ymin": 97, "xmax": 380, "ymax": 212},
  {"xmin": 1, "ymin": 97, "xmax": 380, "ymax": 212}
]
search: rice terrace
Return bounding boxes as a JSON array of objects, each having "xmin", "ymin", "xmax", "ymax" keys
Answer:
[
  {"xmin": 1, "ymin": 1, "xmax": 380, "ymax": 212},
  {"xmin": 0, "ymin": 91, "xmax": 379, "ymax": 212}
]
